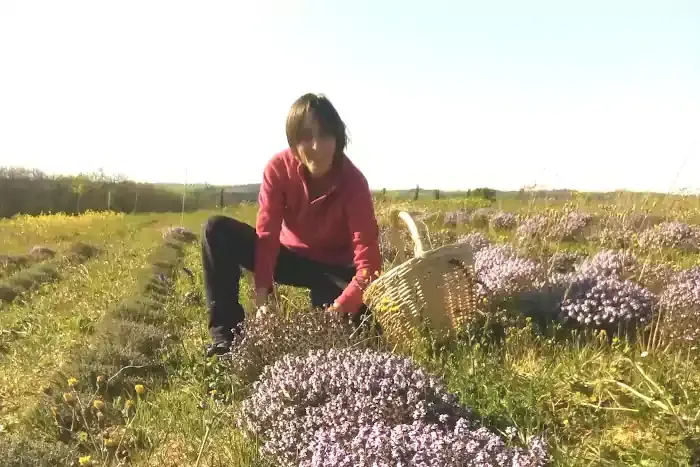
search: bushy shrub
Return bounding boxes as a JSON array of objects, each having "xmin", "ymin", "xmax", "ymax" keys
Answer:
[
  {"xmin": 239, "ymin": 348, "xmax": 548, "ymax": 467},
  {"xmin": 475, "ymin": 244, "xmax": 546, "ymax": 300},
  {"xmin": 224, "ymin": 307, "xmax": 375, "ymax": 386},
  {"xmin": 555, "ymin": 210, "xmax": 593, "ymax": 241},
  {"xmin": 659, "ymin": 267, "xmax": 700, "ymax": 345},
  {"xmin": 489, "ymin": 211, "xmax": 518, "ymax": 231},
  {"xmin": 516, "ymin": 215, "xmax": 550, "ymax": 242},
  {"xmin": 456, "ymin": 232, "xmax": 490, "ymax": 253},
  {"xmin": 576, "ymin": 249, "xmax": 638, "ymax": 280},
  {"xmin": 517, "ymin": 211, "xmax": 593, "ymax": 243},
  {"xmin": 304, "ymin": 419, "xmax": 548, "ymax": 467},
  {"xmin": 638, "ymin": 221, "xmax": 700, "ymax": 252},
  {"xmin": 555, "ymin": 272, "xmax": 656, "ymax": 330},
  {"xmin": 0, "ymin": 436, "xmax": 73, "ymax": 467}
]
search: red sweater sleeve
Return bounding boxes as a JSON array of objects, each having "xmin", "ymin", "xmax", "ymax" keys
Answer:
[
  {"xmin": 254, "ymin": 160, "xmax": 285, "ymax": 291},
  {"xmin": 334, "ymin": 177, "xmax": 382, "ymax": 314}
]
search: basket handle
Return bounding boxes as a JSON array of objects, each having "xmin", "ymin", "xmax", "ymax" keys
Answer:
[{"xmin": 389, "ymin": 210, "xmax": 424, "ymax": 259}]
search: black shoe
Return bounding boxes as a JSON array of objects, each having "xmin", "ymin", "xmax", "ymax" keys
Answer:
[{"xmin": 205, "ymin": 340, "xmax": 232, "ymax": 358}]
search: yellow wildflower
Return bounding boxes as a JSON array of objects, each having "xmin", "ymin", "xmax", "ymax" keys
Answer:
[
  {"xmin": 134, "ymin": 384, "xmax": 145, "ymax": 396},
  {"xmin": 124, "ymin": 399, "xmax": 134, "ymax": 410},
  {"xmin": 78, "ymin": 455, "xmax": 92, "ymax": 466},
  {"xmin": 67, "ymin": 377, "xmax": 78, "ymax": 389},
  {"xmin": 93, "ymin": 399, "xmax": 105, "ymax": 411}
]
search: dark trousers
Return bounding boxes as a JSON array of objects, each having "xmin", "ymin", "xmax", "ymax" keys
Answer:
[{"xmin": 202, "ymin": 215, "xmax": 369, "ymax": 342}]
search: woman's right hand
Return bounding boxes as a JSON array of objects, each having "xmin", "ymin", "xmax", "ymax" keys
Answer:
[{"xmin": 255, "ymin": 287, "xmax": 270, "ymax": 308}]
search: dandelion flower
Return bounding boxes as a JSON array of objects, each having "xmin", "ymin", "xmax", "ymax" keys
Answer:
[
  {"xmin": 78, "ymin": 455, "xmax": 92, "ymax": 466},
  {"xmin": 67, "ymin": 377, "xmax": 78, "ymax": 389},
  {"xmin": 93, "ymin": 399, "xmax": 105, "ymax": 411},
  {"xmin": 135, "ymin": 384, "xmax": 145, "ymax": 396}
]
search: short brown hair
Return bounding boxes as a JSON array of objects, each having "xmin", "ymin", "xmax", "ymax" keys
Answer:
[{"xmin": 286, "ymin": 93, "xmax": 348, "ymax": 155}]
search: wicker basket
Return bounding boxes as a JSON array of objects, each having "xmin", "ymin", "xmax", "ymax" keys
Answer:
[{"xmin": 363, "ymin": 210, "xmax": 481, "ymax": 349}]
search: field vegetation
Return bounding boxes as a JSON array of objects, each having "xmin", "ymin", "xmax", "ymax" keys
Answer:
[{"xmin": 0, "ymin": 189, "xmax": 699, "ymax": 466}]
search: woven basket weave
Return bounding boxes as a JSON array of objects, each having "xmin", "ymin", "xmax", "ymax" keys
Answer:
[{"xmin": 363, "ymin": 210, "xmax": 480, "ymax": 349}]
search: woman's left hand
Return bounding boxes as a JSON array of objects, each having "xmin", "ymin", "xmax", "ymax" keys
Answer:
[{"xmin": 327, "ymin": 303, "xmax": 344, "ymax": 314}]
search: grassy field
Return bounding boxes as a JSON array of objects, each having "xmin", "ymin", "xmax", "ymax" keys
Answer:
[{"xmin": 0, "ymin": 194, "xmax": 699, "ymax": 466}]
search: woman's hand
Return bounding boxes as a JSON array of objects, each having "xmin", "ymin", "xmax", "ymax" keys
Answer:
[
  {"xmin": 255, "ymin": 288, "xmax": 274, "ymax": 319},
  {"xmin": 255, "ymin": 288, "xmax": 271, "ymax": 308},
  {"xmin": 327, "ymin": 303, "xmax": 345, "ymax": 314}
]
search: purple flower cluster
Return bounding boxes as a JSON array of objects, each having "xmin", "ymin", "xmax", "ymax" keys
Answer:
[
  {"xmin": 556, "ymin": 210, "xmax": 593, "ymax": 241},
  {"xmin": 239, "ymin": 348, "xmax": 548, "ymax": 467},
  {"xmin": 456, "ymin": 232, "xmax": 491, "ymax": 253},
  {"xmin": 475, "ymin": 245, "xmax": 546, "ymax": 299},
  {"xmin": 490, "ymin": 211, "xmax": 518, "ymax": 231},
  {"xmin": 226, "ymin": 307, "xmax": 369, "ymax": 384},
  {"xmin": 659, "ymin": 267, "xmax": 700, "ymax": 343},
  {"xmin": 516, "ymin": 215, "xmax": 551, "ymax": 242},
  {"xmin": 576, "ymin": 249, "xmax": 638, "ymax": 280},
  {"xmin": 305, "ymin": 419, "xmax": 548, "ymax": 467},
  {"xmin": 637, "ymin": 221, "xmax": 700, "ymax": 252},
  {"xmin": 516, "ymin": 211, "xmax": 593, "ymax": 243},
  {"xmin": 556, "ymin": 272, "xmax": 656, "ymax": 329}
]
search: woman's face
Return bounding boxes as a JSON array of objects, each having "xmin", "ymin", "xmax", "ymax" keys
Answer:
[{"xmin": 295, "ymin": 111, "xmax": 336, "ymax": 178}]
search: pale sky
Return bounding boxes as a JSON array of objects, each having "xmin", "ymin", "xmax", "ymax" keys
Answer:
[{"xmin": 1, "ymin": 0, "xmax": 699, "ymax": 193}]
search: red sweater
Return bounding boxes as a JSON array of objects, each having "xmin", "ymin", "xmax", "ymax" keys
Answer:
[{"xmin": 254, "ymin": 148, "xmax": 382, "ymax": 314}]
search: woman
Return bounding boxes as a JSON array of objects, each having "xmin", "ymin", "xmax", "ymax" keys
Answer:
[{"xmin": 202, "ymin": 93, "xmax": 383, "ymax": 357}]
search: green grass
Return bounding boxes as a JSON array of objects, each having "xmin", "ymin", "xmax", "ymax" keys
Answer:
[{"xmin": 0, "ymin": 197, "xmax": 699, "ymax": 466}]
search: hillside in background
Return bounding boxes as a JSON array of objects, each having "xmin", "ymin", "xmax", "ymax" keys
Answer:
[
  {"xmin": 0, "ymin": 167, "xmax": 254, "ymax": 219},
  {"xmin": 1, "ymin": 166, "xmax": 698, "ymax": 219}
]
